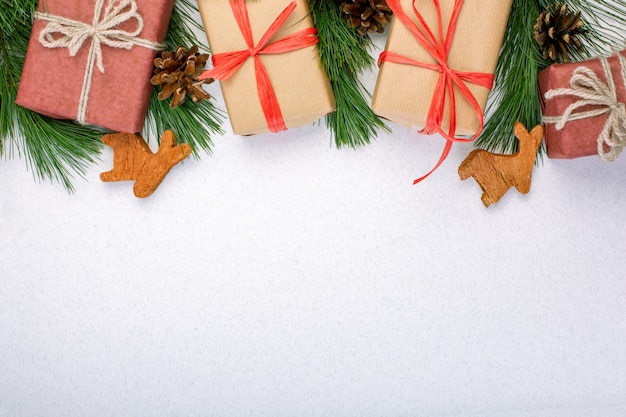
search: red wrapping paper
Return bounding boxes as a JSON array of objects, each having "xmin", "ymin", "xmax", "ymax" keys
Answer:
[
  {"xmin": 538, "ymin": 51, "xmax": 626, "ymax": 159},
  {"xmin": 16, "ymin": 0, "xmax": 175, "ymax": 133}
]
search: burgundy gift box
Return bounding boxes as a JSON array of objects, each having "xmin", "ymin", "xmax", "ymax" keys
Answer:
[
  {"xmin": 538, "ymin": 51, "xmax": 626, "ymax": 159},
  {"xmin": 16, "ymin": 0, "xmax": 175, "ymax": 133}
]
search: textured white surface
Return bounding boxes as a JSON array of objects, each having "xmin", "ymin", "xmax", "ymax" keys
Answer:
[{"xmin": 2, "ymin": 21, "xmax": 626, "ymax": 417}]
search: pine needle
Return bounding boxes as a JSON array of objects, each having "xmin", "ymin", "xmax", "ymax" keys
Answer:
[
  {"xmin": 476, "ymin": 0, "xmax": 626, "ymax": 156},
  {"xmin": 309, "ymin": 0, "xmax": 387, "ymax": 148},
  {"xmin": 477, "ymin": 0, "xmax": 543, "ymax": 155},
  {"xmin": 0, "ymin": 0, "xmax": 103, "ymax": 191},
  {"xmin": 143, "ymin": 0, "xmax": 224, "ymax": 155},
  {"xmin": 0, "ymin": 0, "xmax": 222, "ymax": 192}
]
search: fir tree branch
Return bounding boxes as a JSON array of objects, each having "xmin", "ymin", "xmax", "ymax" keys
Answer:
[
  {"xmin": 1, "ymin": 0, "xmax": 222, "ymax": 191},
  {"xmin": 0, "ymin": 0, "xmax": 103, "ymax": 191},
  {"xmin": 477, "ymin": 0, "xmax": 626, "ymax": 156},
  {"xmin": 548, "ymin": 0, "xmax": 625, "ymax": 56},
  {"xmin": 476, "ymin": 0, "xmax": 544, "ymax": 155},
  {"xmin": 309, "ymin": 0, "xmax": 387, "ymax": 148},
  {"xmin": 143, "ymin": 0, "xmax": 224, "ymax": 155}
]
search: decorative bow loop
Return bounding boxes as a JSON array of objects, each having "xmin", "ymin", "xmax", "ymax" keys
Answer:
[
  {"xmin": 37, "ymin": 0, "xmax": 149, "ymax": 73},
  {"xmin": 543, "ymin": 55, "xmax": 626, "ymax": 161}
]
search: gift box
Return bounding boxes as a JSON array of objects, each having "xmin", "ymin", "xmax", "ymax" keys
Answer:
[
  {"xmin": 538, "ymin": 51, "xmax": 626, "ymax": 160},
  {"xmin": 16, "ymin": 0, "xmax": 175, "ymax": 133},
  {"xmin": 372, "ymin": 0, "xmax": 512, "ymax": 136},
  {"xmin": 196, "ymin": 0, "xmax": 335, "ymax": 136}
]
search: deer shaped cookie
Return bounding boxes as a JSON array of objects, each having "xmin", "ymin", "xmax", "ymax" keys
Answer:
[
  {"xmin": 458, "ymin": 122, "xmax": 544, "ymax": 207},
  {"xmin": 101, "ymin": 130, "xmax": 192, "ymax": 198}
]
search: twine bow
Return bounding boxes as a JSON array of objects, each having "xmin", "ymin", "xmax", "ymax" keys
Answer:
[
  {"xmin": 199, "ymin": 1, "xmax": 318, "ymax": 133},
  {"xmin": 543, "ymin": 55, "xmax": 626, "ymax": 161},
  {"xmin": 380, "ymin": 0, "xmax": 494, "ymax": 184},
  {"xmin": 35, "ymin": 0, "xmax": 165, "ymax": 125}
]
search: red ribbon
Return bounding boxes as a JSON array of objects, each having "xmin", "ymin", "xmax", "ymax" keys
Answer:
[
  {"xmin": 380, "ymin": 0, "xmax": 494, "ymax": 184},
  {"xmin": 199, "ymin": 1, "xmax": 318, "ymax": 133}
]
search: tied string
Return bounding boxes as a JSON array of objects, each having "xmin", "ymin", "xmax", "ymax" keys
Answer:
[
  {"xmin": 543, "ymin": 55, "xmax": 626, "ymax": 162},
  {"xmin": 35, "ymin": 0, "xmax": 165, "ymax": 125},
  {"xmin": 199, "ymin": 1, "xmax": 318, "ymax": 133},
  {"xmin": 380, "ymin": 0, "xmax": 494, "ymax": 184}
]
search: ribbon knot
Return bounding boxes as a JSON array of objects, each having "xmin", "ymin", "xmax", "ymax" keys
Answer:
[
  {"xmin": 34, "ymin": 0, "xmax": 165, "ymax": 125},
  {"xmin": 36, "ymin": 0, "xmax": 151, "ymax": 73},
  {"xmin": 380, "ymin": 0, "xmax": 494, "ymax": 184},
  {"xmin": 543, "ymin": 55, "xmax": 626, "ymax": 161},
  {"xmin": 199, "ymin": 1, "xmax": 319, "ymax": 133}
]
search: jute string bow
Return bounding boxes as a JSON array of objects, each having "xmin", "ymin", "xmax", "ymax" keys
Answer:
[
  {"xmin": 543, "ymin": 54, "xmax": 626, "ymax": 161},
  {"xmin": 35, "ymin": 0, "xmax": 165, "ymax": 124}
]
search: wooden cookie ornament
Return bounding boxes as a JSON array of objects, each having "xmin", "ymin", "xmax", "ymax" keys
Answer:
[
  {"xmin": 458, "ymin": 122, "xmax": 544, "ymax": 207},
  {"xmin": 101, "ymin": 130, "xmax": 192, "ymax": 198}
]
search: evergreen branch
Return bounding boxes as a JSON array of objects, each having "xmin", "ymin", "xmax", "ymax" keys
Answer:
[
  {"xmin": 311, "ymin": 0, "xmax": 374, "ymax": 76},
  {"xmin": 309, "ymin": 0, "xmax": 387, "ymax": 148},
  {"xmin": 0, "ymin": 0, "xmax": 103, "ymax": 191},
  {"xmin": 328, "ymin": 71, "xmax": 385, "ymax": 148},
  {"xmin": 14, "ymin": 110, "xmax": 104, "ymax": 191},
  {"xmin": 550, "ymin": 0, "xmax": 625, "ymax": 55},
  {"xmin": 1, "ymin": 0, "xmax": 222, "ymax": 191},
  {"xmin": 476, "ymin": 0, "xmax": 543, "ymax": 155},
  {"xmin": 477, "ymin": 0, "xmax": 626, "ymax": 156},
  {"xmin": 145, "ymin": 89, "xmax": 223, "ymax": 157},
  {"xmin": 143, "ymin": 0, "xmax": 224, "ymax": 154}
]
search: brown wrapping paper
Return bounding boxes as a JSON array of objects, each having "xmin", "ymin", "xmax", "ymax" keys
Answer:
[
  {"xmin": 16, "ymin": 0, "xmax": 175, "ymax": 133},
  {"xmin": 197, "ymin": 0, "xmax": 335, "ymax": 136},
  {"xmin": 372, "ymin": 0, "xmax": 512, "ymax": 135},
  {"xmin": 538, "ymin": 51, "xmax": 626, "ymax": 159}
]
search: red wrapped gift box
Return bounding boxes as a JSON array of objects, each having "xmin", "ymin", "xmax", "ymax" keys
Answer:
[
  {"xmin": 16, "ymin": 0, "xmax": 175, "ymax": 133},
  {"xmin": 538, "ymin": 51, "xmax": 626, "ymax": 160}
]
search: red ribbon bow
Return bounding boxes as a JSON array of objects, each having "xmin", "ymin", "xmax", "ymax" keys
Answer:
[
  {"xmin": 380, "ymin": 0, "xmax": 494, "ymax": 184},
  {"xmin": 200, "ymin": 1, "xmax": 318, "ymax": 133}
]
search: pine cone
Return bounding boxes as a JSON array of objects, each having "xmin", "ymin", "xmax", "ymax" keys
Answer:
[
  {"xmin": 340, "ymin": 0, "xmax": 392, "ymax": 37},
  {"xmin": 151, "ymin": 45, "xmax": 214, "ymax": 109},
  {"xmin": 533, "ymin": 3, "xmax": 584, "ymax": 62}
]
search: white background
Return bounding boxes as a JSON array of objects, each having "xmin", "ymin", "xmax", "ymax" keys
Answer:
[{"xmin": 2, "ymin": 11, "xmax": 626, "ymax": 417}]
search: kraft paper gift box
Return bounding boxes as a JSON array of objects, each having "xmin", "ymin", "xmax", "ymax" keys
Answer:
[
  {"xmin": 16, "ymin": 0, "xmax": 175, "ymax": 133},
  {"xmin": 538, "ymin": 51, "xmax": 626, "ymax": 160},
  {"xmin": 372, "ymin": 0, "xmax": 512, "ymax": 135},
  {"xmin": 196, "ymin": 0, "xmax": 336, "ymax": 136}
]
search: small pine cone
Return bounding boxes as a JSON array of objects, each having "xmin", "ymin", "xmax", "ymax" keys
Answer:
[
  {"xmin": 340, "ymin": 0, "xmax": 393, "ymax": 37},
  {"xmin": 533, "ymin": 2, "xmax": 585, "ymax": 62},
  {"xmin": 151, "ymin": 45, "xmax": 214, "ymax": 109}
]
